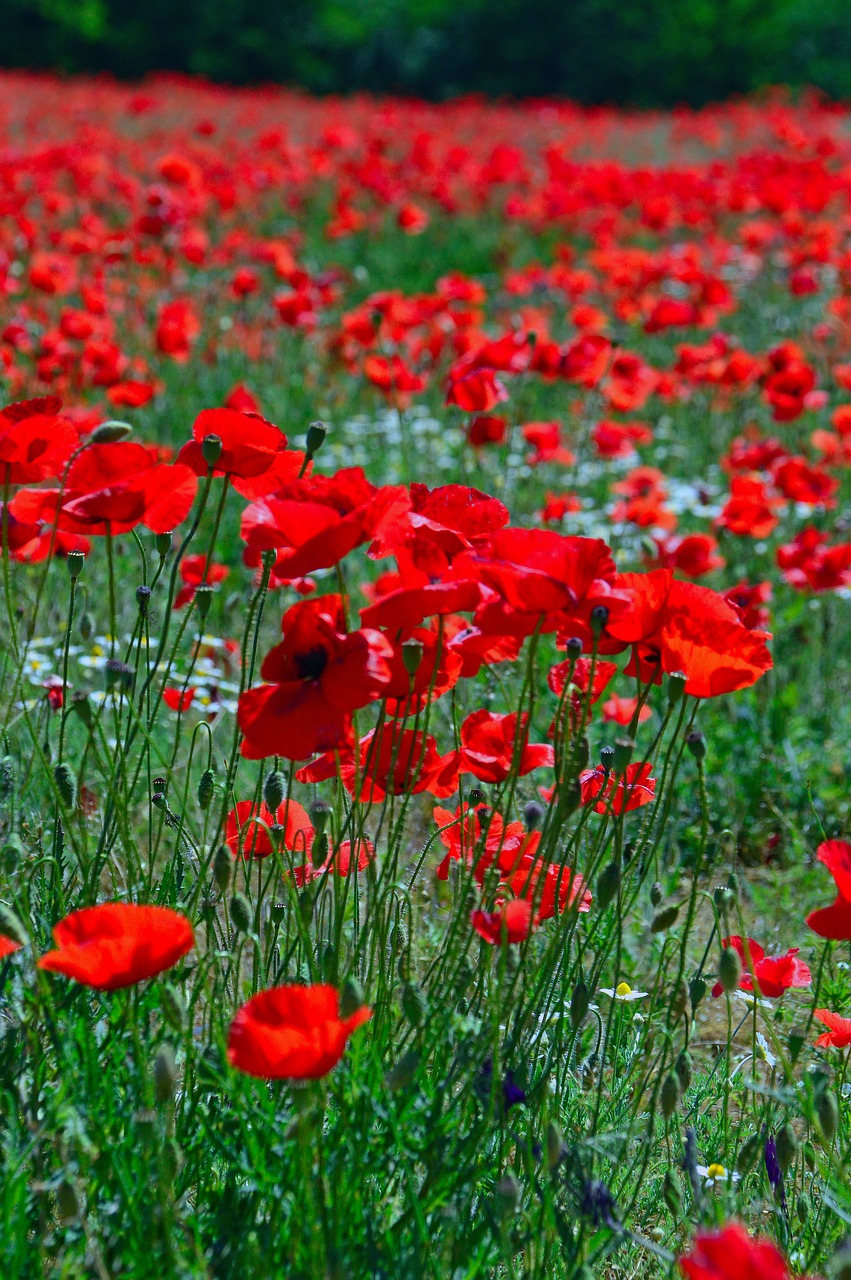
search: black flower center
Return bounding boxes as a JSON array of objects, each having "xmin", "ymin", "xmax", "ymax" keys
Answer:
[{"xmin": 294, "ymin": 645, "xmax": 329, "ymax": 681}]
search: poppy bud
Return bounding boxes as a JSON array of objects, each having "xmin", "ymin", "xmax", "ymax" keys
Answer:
[
  {"xmin": 544, "ymin": 1121, "xmax": 565, "ymax": 1170},
  {"xmin": 55, "ymin": 1177, "xmax": 82, "ymax": 1224},
  {"xmin": 817, "ymin": 1089, "xmax": 839, "ymax": 1144},
  {"xmin": 401, "ymin": 638, "xmax": 423, "ymax": 677},
  {"xmin": 564, "ymin": 636, "xmax": 583, "ymax": 658},
  {"xmin": 135, "ymin": 584, "xmax": 152, "ymax": 615},
  {"xmin": 713, "ymin": 884, "xmax": 736, "ymax": 912},
  {"xmin": 575, "ymin": 736, "xmax": 590, "ymax": 771},
  {"xmin": 468, "ymin": 788, "xmax": 486, "ymax": 805},
  {"xmin": 726, "ymin": 870, "xmax": 739, "ymax": 896},
  {"xmin": 213, "ymin": 844, "xmax": 231, "ymax": 892},
  {"xmin": 160, "ymin": 982, "xmax": 187, "ymax": 1033},
  {"xmin": 599, "ymin": 745, "xmax": 615, "ymax": 773},
  {"xmin": 736, "ymin": 1131, "xmax": 762, "ymax": 1173},
  {"xmin": 90, "ymin": 420, "xmax": 132, "ymax": 444},
  {"xmin": 493, "ymin": 1171, "xmax": 520, "ymax": 1219},
  {"xmin": 570, "ymin": 980, "xmax": 590, "ymax": 1028},
  {"xmin": 105, "ymin": 659, "xmax": 134, "ymax": 693},
  {"xmin": 305, "ymin": 421, "xmax": 327, "ymax": 458},
  {"xmin": 797, "ymin": 1192, "xmax": 811, "ymax": 1224},
  {"xmin": 662, "ymin": 1168, "xmax": 682, "ymax": 1215},
  {"xmin": 596, "ymin": 861, "xmax": 621, "ymax": 910},
  {"xmin": 675, "ymin": 1049, "xmax": 693, "ymax": 1092},
  {"xmin": 668, "ymin": 978, "xmax": 689, "ymax": 1020},
  {"xmin": 0, "ymin": 755, "xmax": 13, "ymax": 802},
  {"xmin": 718, "ymin": 945, "xmax": 741, "ymax": 993},
  {"xmin": 151, "ymin": 790, "xmax": 168, "ymax": 812},
  {"xmin": 775, "ymin": 1123, "xmax": 798, "ymax": 1174},
  {"xmin": 54, "ymin": 762, "xmax": 77, "ymax": 810},
  {"xmin": 310, "ymin": 800, "xmax": 330, "ymax": 836},
  {"xmin": 0, "ymin": 902, "xmax": 29, "ymax": 946},
  {"xmin": 66, "ymin": 550, "xmax": 85, "ymax": 580},
  {"xmin": 311, "ymin": 831, "xmax": 329, "ymax": 868},
  {"xmin": 197, "ymin": 768, "xmax": 215, "ymax": 810},
  {"xmin": 689, "ymin": 976, "xmax": 708, "ymax": 1009},
  {"xmin": 1, "ymin": 836, "xmax": 22, "ymax": 873},
  {"xmin": 667, "ymin": 671, "xmax": 686, "ymax": 706},
  {"xmin": 787, "ymin": 1028, "xmax": 806, "ymax": 1064},
  {"xmin": 78, "ymin": 610, "xmax": 93, "ymax": 641},
  {"xmin": 650, "ymin": 882, "xmax": 663, "ymax": 906},
  {"xmin": 652, "ymin": 905, "xmax": 680, "ymax": 935},
  {"xmin": 589, "ymin": 605, "xmax": 608, "ymax": 635},
  {"xmin": 201, "ymin": 434, "xmax": 223, "ymax": 467},
  {"xmin": 263, "ymin": 770, "xmax": 286, "ymax": 813},
  {"xmin": 230, "ymin": 891, "xmax": 252, "ymax": 933},
  {"xmin": 155, "ymin": 533, "xmax": 173, "ymax": 558},
  {"xmin": 523, "ymin": 800, "xmax": 545, "ymax": 830},
  {"xmin": 685, "ymin": 731, "xmax": 706, "ymax": 761},
  {"xmin": 153, "ymin": 1044, "xmax": 176, "ymax": 1104},
  {"xmin": 67, "ymin": 691, "xmax": 92, "ymax": 728},
  {"xmin": 659, "ymin": 1072, "xmax": 680, "ymax": 1119},
  {"xmin": 385, "ymin": 1049, "xmax": 419, "ymax": 1093},
  {"xmin": 340, "ymin": 976, "xmax": 366, "ymax": 1020},
  {"xmin": 194, "ymin": 583, "xmax": 213, "ymax": 621},
  {"xmin": 401, "ymin": 982, "xmax": 428, "ymax": 1027},
  {"xmin": 613, "ymin": 737, "xmax": 633, "ymax": 771}
]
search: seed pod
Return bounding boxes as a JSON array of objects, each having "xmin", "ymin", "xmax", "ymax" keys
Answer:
[
  {"xmin": 69, "ymin": 691, "xmax": 93, "ymax": 727},
  {"xmin": 310, "ymin": 800, "xmax": 330, "ymax": 836},
  {"xmin": 194, "ymin": 583, "xmax": 213, "ymax": 621},
  {"xmin": 153, "ymin": 1045, "xmax": 176, "ymax": 1104},
  {"xmin": 675, "ymin": 1050, "xmax": 693, "ymax": 1093},
  {"xmin": 689, "ymin": 976, "xmax": 708, "ymax": 1009},
  {"xmin": 650, "ymin": 882, "xmax": 663, "ymax": 907},
  {"xmin": 212, "ymin": 843, "xmax": 232, "ymax": 893},
  {"xmin": 155, "ymin": 533, "xmax": 173, "ymax": 558},
  {"xmin": 599, "ymin": 745, "xmax": 615, "ymax": 773},
  {"xmin": 718, "ymin": 945, "xmax": 741, "ymax": 993},
  {"xmin": 564, "ymin": 636, "xmax": 583, "ymax": 658},
  {"xmin": 589, "ymin": 604, "xmax": 608, "ymax": 635},
  {"xmin": 401, "ymin": 639, "xmax": 423, "ymax": 677},
  {"xmin": 197, "ymin": 768, "xmax": 215, "ymax": 810},
  {"xmin": 263, "ymin": 770, "xmax": 286, "ymax": 813},
  {"xmin": 401, "ymin": 982, "xmax": 428, "ymax": 1028},
  {"xmin": 160, "ymin": 983, "xmax": 187, "ymax": 1034},
  {"xmin": 570, "ymin": 980, "xmax": 590, "ymax": 1028},
  {"xmin": 651, "ymin": 905, "xmax": 680, "ymax": 934},
  {"xmin": 305, "ymin": 421, "xmax": 327, "ymax": 458},
  {"xmin": 736, "ymin": 1131, "xmax": 763, "ymax": 1173},
  {"xmin": 0, "ymin": 756, "xmax": 14, "ymax": 803},
  {"xmin": 54, "ymin": 762, "xmax": 77, "ymax": 810},
  {"xmin": 230, "ymin": 892, "xmax": 252, "ymax": 933},
  {"xmin": 713, "ymin": 885, "xmax": 736, "ymax": 913},
  {"xmin": 523, "ymin": 801, "xmax": 544, "ymax": 830},
  {"xmin": 545, "ymin": 1121, "xmax": 565, "ymax": 1171},
  {"xmin": 660, "ymin": 1072, "xmax": 680, "ymax": 1119},
  {"xmin": 136, "ymin": 584, "xmax": 151, "ymax": 614},
  {"xmin": 596, "ymin": 861, "xmax": 621, "ymax": 910},
  {"xmin": 804, "ymin": 1140, "xmax": 815, "ymax": 1171},
  {"xmin": 775, "ymin": 1122, "xmax": 798, "ymax": 1174},
  {"xmin": 667, "ymin": 671, "xmax": 686, "ymax": 707},
  {"xmin": 662, "ymin": 1167, "xmax": 683, "ymax": 1215},
  {"xmin": 817, "ymin": 1089, "xmax": 839, "ymax": 1144},
  {"xmin": 339, "ymin": 976, "xmax": 366, "ymax": 1019},
  {"xmin": 201, "ymin": 434, "xmax": 222, "ymax": 467},
  {"xmin": 613, "ymin": 737, "xmax": 633, "ymax": 772},
  {"xmin": 67, "ymin": 550, "xmax": 85, "ymax": 579},
  {"xmin": 685, "ymin": 731, "xmax": 706, "ymax": 760}
]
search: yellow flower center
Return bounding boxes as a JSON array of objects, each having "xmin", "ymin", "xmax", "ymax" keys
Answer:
[
  {"xmin": 706, "ymin": 1163, "xmax": 726, "ymax": 1180},
  {"xmin": 615, "ymin": 982, "xmax": 632, "ymax": 997}
]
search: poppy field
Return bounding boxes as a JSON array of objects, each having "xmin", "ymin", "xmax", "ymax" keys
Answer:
[{"xmin": 3, "ymin": 72, "xmax": 851, "ymax": 1278}]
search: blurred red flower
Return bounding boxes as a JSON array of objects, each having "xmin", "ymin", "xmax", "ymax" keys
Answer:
[
  {"xmin": 37, "ymin": 903, "xmax": 193, "ymax": 990},
  {"xmin": 227, "ymin": 984, "xmax": 371, "ymax": 1079}
]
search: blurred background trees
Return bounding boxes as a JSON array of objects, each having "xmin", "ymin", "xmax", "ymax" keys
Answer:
[{"xmin": 3, "ymin": 0, "xmax": 850, "ymax": 104}]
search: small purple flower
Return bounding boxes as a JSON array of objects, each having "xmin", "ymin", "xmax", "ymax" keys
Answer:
[{"xmin": 764, "ymin": 1134, "xmax": 787, "ymax": 1211}]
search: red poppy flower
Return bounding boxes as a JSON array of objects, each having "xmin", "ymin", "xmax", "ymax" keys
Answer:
[
  {"xmin": 602, "ymin": 694, "xmax": 651, "ymax": 726},
  {"xmin": 814, "ymin": 1008, "xmax": 851, "ymax": 1049},
  {"xmin": 0, "ymin": 401, "xmax": 78, "ymax": 484},
  {"xmin": 225, "ymin": 799, "xmax": 315, "ymax": 859},
  {"xmin": 238, "ymin": 595, "xmax": 393, "ymax": 761},
  {"xmin": 806, "ymin": 839, "xmax": 851, "ymax": 939},
  {"xmin": 0, "ymin": 934, "xmax": 21, "ymax": 961},
  {"xmin": 433, "ymin": 802, "xmax": 532, "ymax": 882},
  {"xmin": 445, "ymin": 364, "xmax": 509, "ymax": 412},
  {"xmin": 471, "ymin": 898, "xmax": 535, "ymax": 945},
  {"xmin": 37, "ymin": 903, "xmax": 194, "ymax": 990},
  {"xmin": 227, "ymin": 984, "xmax": 372, "ymax": 1080},
  {"xmin": 580, "ymin": 762, "xmax": 656, "ymax": 815},
  {"xmin": 162, "ymin": 686, "xmax": 196, "ymax": 712},
  {"xmin": 178, "ymin": 408, "xmax": 300, "ymax": 499},
  {"xmin": 173, "ymin": 552, "xmax": 230, "ymax": 609},
  {"xmin": 379, "ymin": 620, "xmax": 464, "ymax": 714},
  {"xmin": 459, "ymin": 709, "xmax": 553, "ymax": 784},
  {"xmin": 679, "ymin": 1222, "xmax": 808, "ymax": 1280},
  {"xmin": 711, "ymin": 937, "xmax": 811, "ymax": 998},
  {"xmin": 299, "ymin": 725, "xmax": 459, "ymax": 803},
  {"xmin": 291, "ymin": 839, "xmax": 375, "ymax": 887}
]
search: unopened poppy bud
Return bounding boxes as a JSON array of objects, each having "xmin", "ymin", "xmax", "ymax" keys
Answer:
[
  {"xmin": 311, "ymin": 831, "xmax": 329, "ymax": 868},
  {"xmin": 545, "ymin": 1121, "xmax": 565, "ymax": 1171},
  {"xmin": 667, "ymin": 671, "xmax": 686, "ymax": 706},
  {"xmin": 385, "ymin": 1049, "xmax": 419, "ymax": 1092},
  {"xmin": 650, "ymin": 882, "xmax": 663, "ymax": 906},
  {"xmin": 310, "ymin": 799, "xmax": 330, "ymax": 835},
  {"xmin": 570, "ymin": 979, "xmax": 590, "ymax": 1028},
  {"xmin": 787, "ymin": 1027, "xmax": 806, "ymax": 1064},
  {"xmin": 523, "ymin": 801, "xmax": 545, "ymax": 830},
  {"xmin": 599, "ymin": 745, "xmax": 615, "ymax": 773},
  {"xmin": 201, "ymin": 433, "xmax": 223, "ymax": 467},
  {"xmin": 652, "ymin": 905, "xmax": 680, "ymax": 935},
  {"xmin": 0, "ymin": 903, "xmax": 29, "ymax": 946},
  {"xmin": 197, "ymin": 767, "xmax": 215, "ymax": 810},
  {"xmin": 736, "ymin": 1131, "xmax": 762, "ymax": 1173},
  {"xmin": 804, "ymin": 1140, "xmax": 815, "ymax": 1171},
  {"xmin": 66, "ymin": 550, "xmax": 85, "ymax": 579},
  {"xmin": 726, "ymin": 870, "xmax": 739, "ymax": 896},
  {"xmin": 668, "ymin": 978, "xmax": 689, "ymax": 1021},
  {"xmin": 55, "ymin": 1177, "xmax": 82, "ymax": 1224},
  {"xmin": 213, "ymin": 843, "xmax": 232, "ymax": 892},
  {"xmin": 589, "ymin": 604, "xmax": 609, "ymax": 635},
  {"xmin": 685, "ymin": 731, "xmax": 706, "ymax": 761},
  {"xmin": 135, "ymin": 584, "xmax": 152, "ymax": 616},
  {"xmin": 401, "ymin": 982, "xmax": 428, "ymax": 1027},
  {"xmin": 105, "ymin": 659, "xmax": 134, "ymax": 692},
  {"xmin": 263, "ymin": 769, "xmax": 286, "ymax": 813},
  {"xmin": 775, "ymin": 1122, "xmax": 798, "ymax": 1174},
  {"xmin": 689, "ymin": 976, "xmax": 708, "ymax": 1008},
  {"xmin": 194, "ymin": 583, "xmax": 213, "ymax": 621},
  {"xmin": 817, "ymin": 1089, "xmax": 839, "ymax": 1144},
  {"xmin": 675, "ymin": 1049, "xmax": 693, "ymax": 1092},
  {"xmin": 155, "ymin": 532, "xmax": 172, "ymax": 558},
  {"xmin": 305, "ymin": 421, "xmax": 327, "ymax": 457},
  {"xmin": 68, "ymin": 691, "xmax": 92, "ymax": 728},
  {"xmin": 160, "ymin": 982, "xmax": 187, "ymax": 1033},
  {"xmin": 662, "ymin": 1168, "xmax": 682, "ymax": 1215},
  {"xmin": 54, "ymin": 762, "xmax": 77, "ymax": 810},
  {"xmin": 613, "ymin": 737, "xmax": 633, "ymax": 771},
  {"xmin": 468, "ymin": 788, "xmax": 486, "ymax": 805},
  {"xmin": 78, "ymin": 610, "xmax": 93, "ymax": 641},
  {"xmin": 565, "ymin": 636, "xmax": 583, "ymax": 658},
  {"xmin": 401, "ymin": 638, "xmax": 423, "ymax": 677},
  {"xmin": 596, "ymin": 861, "xmax": 621, "ymax": 910},
  {"xmin": 575, "ymin": 736, "xmax": 590, "ymax": 771},
  {"xmin": 90, "ymin": 420, "xmax": 132, "ymax": 444},
  {"xmin": 797, "ymin": 1192, "xmax": 811, "ymax": 1224},
  {"xmin": 718, "ymin": 945, "xmax": 741, "ymax": 993},
  {"xmin": 153, "ymin": 1044, "xmax": 176, "ymax": 1104},
  {"xmin": 659, "ymin": 1072, "xmax": 680, "ymax": 1119},
  {"xmin": 151, "ymin": 790, "xmax": 168, "ymax": 811},
  {"xmin": 493, "ymin": 1171, "xmax": 520, "ymax": 1218},
  {"xmin": 230, "ymin": 891, "xmax": 252, "ymax": 933},
  {"xmin": 339, "ymin": 976, "xmax": 366, "ymax": 1020}
]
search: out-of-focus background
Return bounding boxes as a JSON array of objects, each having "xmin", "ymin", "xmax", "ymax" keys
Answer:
[{"xmin": 2, "ymin": 0, "xmax": 848, "ymax": 105}]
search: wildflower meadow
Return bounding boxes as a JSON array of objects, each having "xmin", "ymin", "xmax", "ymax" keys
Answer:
[{"xmin": 2, "ymin": 72, "xmax": 851, "ymax": 1278}]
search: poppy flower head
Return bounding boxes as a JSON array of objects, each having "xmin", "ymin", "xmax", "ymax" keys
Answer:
[
  {"xmin": 227, "ymin": 983, "xmax": 372, "ymax": 1079},
  {"xmin": 37, "ymin": 903, "xmax": 194, "ymax": 990},
  {"xmin": 678, "ymin": 1221, "xmax": 805, "ymax": 1280}
]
